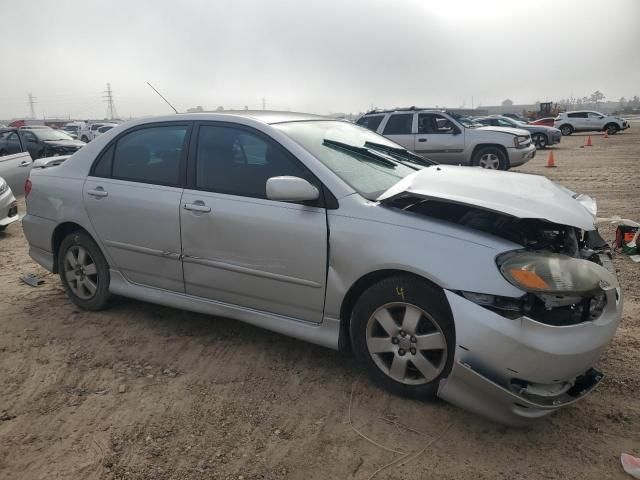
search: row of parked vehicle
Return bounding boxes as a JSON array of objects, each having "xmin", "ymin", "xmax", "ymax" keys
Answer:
[
  {"xmin": 62, "ymin": 121, "xmax": 118, "ymax": 142},
  {"xmin": 355, "ymin": 108, "xmax": 630, "ymax": 171}
]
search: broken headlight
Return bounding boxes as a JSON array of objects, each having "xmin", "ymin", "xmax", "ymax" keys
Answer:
[{"xmin": 497, "ymin": 251, "xmax": 619, "ymax": 295}]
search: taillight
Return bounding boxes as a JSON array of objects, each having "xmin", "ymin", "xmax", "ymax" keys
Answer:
[{"xmin": 24, "ymin": 179, "xmax": 32, "ymax": 198}]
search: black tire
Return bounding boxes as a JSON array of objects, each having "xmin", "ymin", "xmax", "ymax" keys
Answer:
[
  {"xmin": 58, "ymin": 231, "xmax": 111, "ymax": 311},
  {"xmin": 604, "ymin": 123, "xmax": 619, "ymax": 135},
  {"xmin": 350, "ymin": 275, "xmax": 455, "ymax": 400},
  {"xmin": 81, "ymin": 136, "xmax": 89, "ymax": 143},
  {"xmin": 559, "ymin": 124, "xmax": 573, "ymax": 136},
  {"xmin": 471, "ymin": 146, "xmax": 508, "ymax": 170},
  {"xmin": 532, "ymin": 133, "xmax": 548, "ymax": 149}
]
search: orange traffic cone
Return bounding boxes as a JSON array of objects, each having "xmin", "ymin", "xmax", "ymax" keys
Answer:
[
  {"xmin": 585, "ymin": 135, "xmax": 593, "ymax": 147},
  {"xmin": 545, "ymin": 150, "xmax": 556, "ymax": 168}
]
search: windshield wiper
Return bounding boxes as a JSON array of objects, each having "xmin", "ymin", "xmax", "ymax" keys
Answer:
[
  {"xmin": 322, "ymin": 139, "xmax": 398, "ymax": 168},
  {"xmin": 363, "ymin": 141, "xmax": 434, "ymax": 168}
]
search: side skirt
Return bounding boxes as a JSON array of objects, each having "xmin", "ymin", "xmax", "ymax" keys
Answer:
[{"xmin": 108, "ymin": 270, "xmax": 341, "ymax": 350}]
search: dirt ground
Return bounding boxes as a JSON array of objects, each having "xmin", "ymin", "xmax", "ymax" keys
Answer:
[{"xmin": 1, "ymin": 126, "xmax": 639, "ymax": 480}]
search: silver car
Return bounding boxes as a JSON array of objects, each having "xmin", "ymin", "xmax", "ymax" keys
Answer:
[
  {"xmin": 22, "ymin": 112, "xmax": 622, "ymax": 426},
  {"xmin": 0, "ymin": 176, "xmax": 19, "ymax": 230}
]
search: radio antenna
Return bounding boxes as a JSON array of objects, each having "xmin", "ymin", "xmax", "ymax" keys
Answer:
[{"xmin": 146, "ymin": 82, "xmax": 179, "ymax": 114}]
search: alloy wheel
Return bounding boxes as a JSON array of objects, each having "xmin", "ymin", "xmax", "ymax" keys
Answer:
[
  {"xmin": 365, "ymin": 302, "xmax": 448, "ymax": 385},
  {"xmin": 533, "ymin": 133, "xmax": 547, "ymax": 148},
  {"xmin": 63, "ymin": 245, "xmax": 98, "ymax": 300},
  {"xmin": 479, "ymin": 153, "xmax": 500, "ymax": 169}
]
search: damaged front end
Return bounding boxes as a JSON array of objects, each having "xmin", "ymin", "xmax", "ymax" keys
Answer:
[{"xmin": 383, "ymin": 192, "xmax": 622, "ymax": 426}]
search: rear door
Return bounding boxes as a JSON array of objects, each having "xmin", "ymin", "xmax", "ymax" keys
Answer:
[
  {"xmin": 0, "ymin": 130, "xmax": 32, "ymax": 195},
  {"xmin": 83, "ymin": 122, "xmax": 191, "ymax": 292},
  {"xmin": 380, "ymin": 113, "xmax": 415, "ymax": 150},
  {"xmin": 414, "ymin": 113, "xmax": 465, "ymax": 164},
  {"xmin": 568, "ymin": 112, "xmax": 587, "ymax": 131},
  {"xmin": 180, "ymin": 122, "xmax": 328, "ymax": 323}
]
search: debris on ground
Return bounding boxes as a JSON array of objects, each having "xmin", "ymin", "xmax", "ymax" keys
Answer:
[
  {"xmin": 20, "ymin": 274, "xmax": 44, "ymax": 287},
  {"xmin": 622, "ymin": 453, "xmax": 640, "ymax": 479}
]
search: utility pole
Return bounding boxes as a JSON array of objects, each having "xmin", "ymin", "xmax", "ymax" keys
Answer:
[
  {"xmin": 28, "ymin": 93, "xmax": 37, "ymax": 119},
  {"xmin": 262, "ymin": 97, "xmax": 266, "ymax": 110},
  {"xmin": 103, "ymin": 83, "xmax": 117, "ymax": 120}
]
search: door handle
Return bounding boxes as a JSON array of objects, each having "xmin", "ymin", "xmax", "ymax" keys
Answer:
[
  {"xmin": 184, "ymin": 202, "xmax": 211, "ymax": 213},
  {"xmin": 418, "ymin": 138, "xmax": 427, "ymax": 142},
  {"xmin": 87, "ymin": 187, "xmax": 108, "ymax": 198},
  {"xmin": 18, "ymin": 161, "xmax": 31, "ymax": 167}
]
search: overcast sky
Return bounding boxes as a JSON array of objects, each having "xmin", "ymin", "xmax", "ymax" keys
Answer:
[{"xmin": 2, "ymin": 0, "xmax": 639, "ymax": 119}]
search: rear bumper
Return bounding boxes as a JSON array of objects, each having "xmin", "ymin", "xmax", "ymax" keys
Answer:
[
  {"xmin": 507, "ymin": 145, "xmax": 536, "ymax": 167},
  {"xmin": 438, "ymin": 288, "xmax": 622, "ymax": 426},
  {"xmin": 22, "ymin": 213, "xmax": 57, "ymax": 271}
]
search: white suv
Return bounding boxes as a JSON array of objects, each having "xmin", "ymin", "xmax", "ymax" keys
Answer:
[
  {"xmin": 554, "ymin": 111, "xmax": 630, "ymax": 136},
  {"xmin": 356, "ymin": 109, "xmax": 535, "ymax": 170}
]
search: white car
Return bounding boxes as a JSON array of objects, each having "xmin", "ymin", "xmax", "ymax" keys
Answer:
[
  {"xmin": 93, "ymin": 123, "xmax": 118, "ymax": 138},
  {"xmin": 554, "ymin": 111, "xmax": 630, "ymax": 136},
  {"xmin": 78, "ymin": 123, "xmax": 109, "ymax": 143}
]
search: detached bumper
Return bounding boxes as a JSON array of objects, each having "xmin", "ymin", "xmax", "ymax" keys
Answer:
[{"xmin": 438, "ymin": 288, "xmax": 622, "ymax": 426}]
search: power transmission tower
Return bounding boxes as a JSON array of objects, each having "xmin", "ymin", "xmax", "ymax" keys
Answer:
[
  {"xmin": 103, "ymin": 83, "xmax": 118, "ymax": 120},
  {"xmin": 28, "ymin": 93, "xmax": 37, "ymax": 119}
]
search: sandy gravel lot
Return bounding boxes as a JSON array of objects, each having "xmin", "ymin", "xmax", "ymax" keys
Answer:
[{"xmin": 1, "ymin": 126, "xmax": 639, "ymax": 480}]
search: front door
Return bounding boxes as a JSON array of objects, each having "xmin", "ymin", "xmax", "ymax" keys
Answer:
[
  {"xmin": 414, "ymin": 113, "xmax": 465, "ymax": 164},
  {"xmin": 83, "ymin": 123, "xmax": 191, "ymax": 292},
  {"xmin": 180, "ymin": 123, "xmax": 328, "ymax": 323},
  {"xmin": 0, "ymin": 130, "xmax": 32, "ymax": 195}
]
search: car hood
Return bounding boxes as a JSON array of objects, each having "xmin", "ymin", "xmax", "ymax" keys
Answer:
[
  {"xmin": 377, "ymin": 165, "xmax": 596, "ymax": 231},
  {"xmin": 475, "ymin": 126, "xmax": 529, "ymax": 136},
  {"xmin": 43, "ymin": 139, "xmax": 85, "ymax": 148}
]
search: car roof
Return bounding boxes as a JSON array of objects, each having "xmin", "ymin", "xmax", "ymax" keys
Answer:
[{"xmin": 362, "ymin": 108, "xmax": 446, "ymax": 116}]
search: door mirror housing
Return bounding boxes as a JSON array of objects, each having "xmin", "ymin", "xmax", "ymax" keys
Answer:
[{"xmin": 266, "ymin": 176, "xmax": 319, "ymax": 202}]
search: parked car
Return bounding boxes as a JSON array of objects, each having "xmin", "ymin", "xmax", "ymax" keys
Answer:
[
  {"xmin": 474, "ymin": 115, "xmax": 562, "ymax": 149},
  {"xmin": 22, "ymin": 112, "xmax": 622, "ymax": 426},
  {"xmin": 0, "ymin": 127, "xmax": 33, "ymax": 195},
  {"xmin": 0, "ymin": 176, "xmax": 19, "ymax": 230},
  {"xmin": 93, "ymin": 123, "xmax": 118, "ymax": 139},
  {"xmin": 554, "ymin": 111, "xmax": 630, "ymax": 136},
  {"xmin": 356, "ymin": 108, "xmax": 535, "ymax": 170},
  {"xmin": 529, "ymin": 117, "xmax": 556, "ymax": 127},
  {"xmin": 502, "ymin": 112, "xmax": 528, "ymax": 122},
  {"xmin": 78, "ymin": 123, "xmax": 109, "ymax": 143},
  {"xmin": 19, "ymin": 128, "xmax": 85, "ymax": 160},
  {"xmin": 63, "ymin": 121, "xmax": 86, "ymax": 139}
]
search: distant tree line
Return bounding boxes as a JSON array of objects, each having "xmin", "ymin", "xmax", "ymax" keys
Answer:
[{"xmin": 557, "ymin": 91, "xmax": 640, "ymax": 113}]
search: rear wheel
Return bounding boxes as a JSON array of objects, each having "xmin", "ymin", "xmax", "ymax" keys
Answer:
[
  {"xmin": 350, "ymin": 275, "xmax": 454, "ymax": 399},
  {"xmin": 81, "ymin": 136, "xmax": 89, "ymax": 143},
  {"xmin": 472, "ymin": 146, "xmax": 508, "ymax": 170},
  {"xmin": 604, "ymin": 123, "xmax": 619, "ymax": 135},
  {"xmin": 58, "ymin": 231, "xmax": 111, "ymax": 311},
  {"xmin": 532, "ymin": 133, "xmax": 548, "ymax": 149},
  {"xmin": 559, "ymin": 124, "xmax": 573, "ymax": 136}
]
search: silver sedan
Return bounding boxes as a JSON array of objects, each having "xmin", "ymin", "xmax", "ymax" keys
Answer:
[{"xmin": 22, "ymin": 112, "xmax": 622, "ymax": 426}]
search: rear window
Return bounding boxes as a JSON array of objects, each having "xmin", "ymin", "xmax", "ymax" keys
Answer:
[
  {"xmin": 383, "ymin": 114, "xmax": 413, "ymax": 135},
  {"xmin": 356, "ymin": 115, "xmax": 384, "ymax": 132}
]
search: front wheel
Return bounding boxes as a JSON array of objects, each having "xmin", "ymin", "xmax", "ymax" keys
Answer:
[
  {"xmin": 81, "ymin": 136, "xmax": 89, "ymax": 143},
  {"xmin": 350, "ymin": 275, "xmax": 455, "ymax": 399},
  {"xmin": 58, "ymin": 231, "xmax": 111, "ymax": 311},
  {"xmin": 532, "ymin": 133, "xmax": 548, "ymax": 149},
  {"xmin": 472, "ymin": 147, "xmax": 508, "ymax": 170},
  {"xmin": 604, "ymin": 123, "xmax": 619, "ymax": 135}
]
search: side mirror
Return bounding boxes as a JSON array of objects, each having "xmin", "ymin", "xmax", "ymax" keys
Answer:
[{"xmin": 266, "ymin": 176, "xmax": 319, "ymax": 202}]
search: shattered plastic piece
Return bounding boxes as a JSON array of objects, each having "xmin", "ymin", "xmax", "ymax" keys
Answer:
[
  {"xmin": 20, "ymin": 274, "xmax": 44, "ymax": 287},
  {"xmin": 622, "ymin": 453, "xmax": 640, "ymax": 479},
  {"xmin": 629, "ymin": 255, "xmax": 640, "ymax": 263}
]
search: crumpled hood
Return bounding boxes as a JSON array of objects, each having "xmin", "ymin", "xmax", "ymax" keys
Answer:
[
  {"xmin": 476, "ymin": 126, "xmax": 529, "ymax": 136},
  {"xmin": 378, "ymin": 165, "xmax": 596, "ymax": 231}
]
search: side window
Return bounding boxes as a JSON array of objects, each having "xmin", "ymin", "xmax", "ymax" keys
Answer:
[
  {"xmin": 195, "ymin": 125, "xmax": 309, "ymax": 199},
  {"xmin": 111, "ymin": 125, "xmax": 188, "ymax": 185},
  {"xmin": 568, "ymin": 112, "xmax": 587, "ymax": 118},
  {"xmin": 418, "ymin": 114, "xmax": 455, "ymax": 134},
  {"xmin": 383, "ymin": 114, "xmax": 413, "ymax": 135},
  {"xmin": 587, "ymin": 112, "xmax": 603, "ymax": 119},
  {"xmin": 22, "ymin": 131, "xmax": 37, "ymax": 143},
  {"xmin": 356, "ymin": 115, "xmax": 384, "ymax": 132},
  {"xmin": 92, "ymin": 144, "xmax": 114, "ymax": 177}
]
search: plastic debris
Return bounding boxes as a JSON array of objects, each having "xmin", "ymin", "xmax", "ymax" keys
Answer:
[
  {"xmin": 20, "ymin": 274, "xmax": 44, "ymax": 287},
  {"xmin": 622, "ymin": 453, "xmax": 640, "ymax": 479}
]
